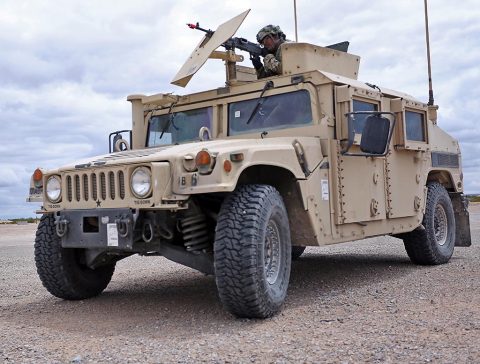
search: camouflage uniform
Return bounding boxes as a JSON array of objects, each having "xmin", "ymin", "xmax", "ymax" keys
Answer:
[{"xmin": 255, "ymin": 25, "xmax": 286, "ymax": 79}]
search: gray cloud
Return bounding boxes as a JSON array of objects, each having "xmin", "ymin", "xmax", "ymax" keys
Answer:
[{"xmin": 1, "ymin": 0, "xmax": 479, "ymax": 218}]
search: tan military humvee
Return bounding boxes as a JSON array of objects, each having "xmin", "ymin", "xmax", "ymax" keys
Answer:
[{"xmin": 28, "ymin": 10, "xmax": 471, "ymax": 318}]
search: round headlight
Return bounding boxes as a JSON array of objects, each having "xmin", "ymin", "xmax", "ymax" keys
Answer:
[
  {"xmin": 46, "ymin": 175, "xmax": 62, "ymax": 203},
  {"xmin": 131, "ymin": 167, "xmax": 152, "ymax": 198}
]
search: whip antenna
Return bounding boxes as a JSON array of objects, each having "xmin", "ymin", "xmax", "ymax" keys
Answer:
[
  {"xmin": 293, "ymin": 0, "xmax": 298, "ymax": 42},
  {"xmin": 424, "ymin": 0, "xmax": 434, "ymax": 105}
]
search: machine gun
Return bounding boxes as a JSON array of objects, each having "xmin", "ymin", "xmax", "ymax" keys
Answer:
[
  {"xmin": 188, "ymin": 22, "xmax": 349, "ymax": 56},
  {"xmin": 187, "ymin": 22, "xmax": 268, "ymax": 58}
]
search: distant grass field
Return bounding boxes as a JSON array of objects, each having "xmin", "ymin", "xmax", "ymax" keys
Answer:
[
  {"xmin": 1, "ymin": 218, "xmax": 39, "ymax": 224},
  {"xmin": 467, "ymin": 195, "xmax": 480, "ymax": 203}
]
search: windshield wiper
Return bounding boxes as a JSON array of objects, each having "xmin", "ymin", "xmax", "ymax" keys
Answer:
[
  {"xmin": 159, "ymin": 102, "xmax": 178, "ymax": 139},
  {"xmin": 246, "ymin": 80, "xmax": 274, "ymax": 125}
]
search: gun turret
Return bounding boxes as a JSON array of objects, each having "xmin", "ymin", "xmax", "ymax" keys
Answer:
[{"xmin": 173, "ymin": 10, "xmax": 354, "ymax": 87}]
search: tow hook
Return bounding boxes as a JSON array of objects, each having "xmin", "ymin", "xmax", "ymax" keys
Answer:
[
  {"xmin": 115, "ymin": 217, "xmax": 131, "ymax": 238},
  {"xmin": 55, "ymin": 217, "xmax": 69, "ymax": 237},
  {"xmin": 142, "ymin": 221, "xmax": 154, "ymax": 243}
]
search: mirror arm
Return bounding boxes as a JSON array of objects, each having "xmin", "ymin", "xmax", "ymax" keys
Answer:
[{"xmin": 109, "ymin": 130, "xmax": 132, "ymax": 153}]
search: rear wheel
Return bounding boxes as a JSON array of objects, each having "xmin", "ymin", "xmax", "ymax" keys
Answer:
[
  {"xmin": 35, "ymin": 214, "xmax": 115, "ymax": 300},
  {"xmin": 402, "ymin": 182, "xmax": 455, "ymax": 265},
  {"xmin": 214, "ymin": 185, "xmax": 291, "ymax": 318}
]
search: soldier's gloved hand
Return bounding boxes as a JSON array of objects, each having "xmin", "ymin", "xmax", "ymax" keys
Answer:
[
  {"xmin": 263, "ymin": 54, "xmax": 275, "ymax": 62},
  {"xmin": 250, "ymin": 54, "xmax": 262, "ymax": 70},
  {"xmin": 263, "ymin": 54, "xmax": 281, "ymax": 74}
]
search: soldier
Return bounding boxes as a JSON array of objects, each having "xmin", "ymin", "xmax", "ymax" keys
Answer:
[{"xmin": 251, "ymin": 25, "xmax": 287, "ymax": 78}]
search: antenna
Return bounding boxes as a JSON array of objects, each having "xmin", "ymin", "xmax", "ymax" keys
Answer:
[
  {"xmin": 424, "ymin": 0, "xmax": 434, "ymax": 106},
  {"xmin": 293, "ymin": 0, "xmax": 298, "ymax": 42}
]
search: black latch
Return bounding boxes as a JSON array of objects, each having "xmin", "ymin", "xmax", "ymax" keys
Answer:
[{"xmin": 291, "ymin": 75, "xmax": 304, "ymax": 84}]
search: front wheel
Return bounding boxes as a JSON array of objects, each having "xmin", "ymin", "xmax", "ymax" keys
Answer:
[
  {"xmin": 35, "ymin": 214, "xmax": 115, "ymax": 300},
  {"xmin": 214, "ymin": 185, "xmax": 292, "ymax": 318},
  {"xmin": 402, "ymin": 182, "xmax": 455, "ymax": 265}
]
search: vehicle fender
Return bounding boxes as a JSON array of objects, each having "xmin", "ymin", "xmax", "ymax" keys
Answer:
[{"xmin": 172, "ymin": 137, "xmax": 323, "ymax": 195}]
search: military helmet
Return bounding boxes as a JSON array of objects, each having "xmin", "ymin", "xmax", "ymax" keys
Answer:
[{"xmin": 256, "ymin": 25, "xmax": 286, "ymax": 43}]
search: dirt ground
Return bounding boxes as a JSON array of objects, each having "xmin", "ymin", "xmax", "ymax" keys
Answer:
[{"xmin": 1, "ymin": 204, "xmax": 479, "ymax": 363}]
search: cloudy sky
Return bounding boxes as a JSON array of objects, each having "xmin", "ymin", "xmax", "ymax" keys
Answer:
[{"xmin": 1, "ymin": 0, "xmax": 479, "ymax": 218}]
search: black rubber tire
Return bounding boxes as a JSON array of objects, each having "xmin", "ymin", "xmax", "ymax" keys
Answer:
[
  {"xmin": 402, "ymin": 182, "xmax": 455, "ymax": 265},
  {"xmin": 34, "ymin": 214, "xmax": 115, "ymax": 300},
  {"xmin": 214, "ymin": 184, "xmax": 292, "ymax": 318},
  {"xmin": 291, "ymin": 246, "xmax": 306, "ymax": 260}
]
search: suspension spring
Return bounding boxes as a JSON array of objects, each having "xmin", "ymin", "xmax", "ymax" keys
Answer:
[{"xmin": 179, "ymin": 214, "xmax": 210, "ymax": 253}]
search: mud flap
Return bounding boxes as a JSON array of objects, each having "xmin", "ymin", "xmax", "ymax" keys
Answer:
[{"xmin": 450, "ymin": 193, "xmax": 472, "ymax": 247}]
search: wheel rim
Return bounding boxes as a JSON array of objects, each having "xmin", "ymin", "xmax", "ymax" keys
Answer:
[
  {"xmin": 434, "ymin": 203, "xmax": 448, "ymax": 246},
  {"xmin": 264, "ymin": 219, "xmax": 281, "ymax": 285}
]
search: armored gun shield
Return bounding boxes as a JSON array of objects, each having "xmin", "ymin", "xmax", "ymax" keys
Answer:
[{"xmin": 171, "ymin": 9, "xmax": 250, "ymax": 87}]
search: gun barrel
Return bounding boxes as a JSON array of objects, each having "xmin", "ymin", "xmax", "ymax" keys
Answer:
[{"xmin": 187, "ymin": 22, "xmax": 213, "ymax": 36}]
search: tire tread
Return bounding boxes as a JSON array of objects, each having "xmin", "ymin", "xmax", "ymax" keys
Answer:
[
  {"xmin": 402, "ymin": 182, "xmax": 455, "ymax": 265},
  {"xmin": 34, "ymin": 214, "xmax": 115, "ymax": 300},
  {"xmin": 214, "ymin": 185, "xmax": 291, "ymax": 318}
]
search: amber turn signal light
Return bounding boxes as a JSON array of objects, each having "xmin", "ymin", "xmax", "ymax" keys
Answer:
[
  {"xmin": 33, "ymin": 168, "xmax": 43, "ymax": 188},
  {"xmin": 223, "ymin": 160, "xmax": 232, "ymax": 173},
  {"xmin": 195, "ymin": 150, "xmax": 212, "ymax": 167},
  {"xmin": 195, "ymin": 149, "xmax": 215, "ymax": 175}
]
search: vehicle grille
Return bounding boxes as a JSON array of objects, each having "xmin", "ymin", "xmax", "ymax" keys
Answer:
[
  {"xmin": 100, "ymin": 172, "xmax": 107, "ymax": 200},
  {"xmin": 75, "ymin": 175, "xmax": 81, "ymax": 201},
  {"xmin": 119, "ymin": 171, "xmax": 125, "ymax": 199},
  {"xmin": 109, "ymin": 171, "xmax": 115, "ymax": 200},
  {"xmin": 66, "ymin": 176, "xmax": 73, "ymax": 202},
  {"xmin": 65, "ymin": 170, "xmax": 126, "ymax": 203},
  {"xmin": 92, "ymin": 173, "xmax": 98, "ymax": 201},
  {"xmin": 83, "ymin": 174, "xmax": 89, "ymax": 201}
]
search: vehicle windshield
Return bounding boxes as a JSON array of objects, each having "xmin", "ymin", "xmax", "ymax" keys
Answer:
[
  {"xmin": 228, "ymin": 90, "xmax": 313, "ymax": 136},
  {"xmin": 147, "ymin": 107, "xmax": 213, "ymax": 147}
]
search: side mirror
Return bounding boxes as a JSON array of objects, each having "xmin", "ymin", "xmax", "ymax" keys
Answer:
[
  {"xmin": 109, "ymin": 130, "xmax": 132, "ymax": 153},
  {"xmin": 341, "ymin": 112, "xmax": 395, "ymax": 157}
]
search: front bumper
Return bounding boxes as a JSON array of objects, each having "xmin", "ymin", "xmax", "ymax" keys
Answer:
[{"xmin": 56, "ymin": 209, "xmax": 136, "ymax": 250}]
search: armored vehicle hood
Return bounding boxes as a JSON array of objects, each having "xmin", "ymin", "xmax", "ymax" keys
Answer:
[{"xmin": 51, "ymin": 137, "xmax": 319, "ymax": 177}]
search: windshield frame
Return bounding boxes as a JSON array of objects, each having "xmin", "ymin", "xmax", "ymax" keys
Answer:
[{"xmin": 142, "ymin": 83, "xmax": 320, "ymax": 147}]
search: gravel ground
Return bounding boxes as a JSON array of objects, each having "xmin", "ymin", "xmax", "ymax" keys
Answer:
[{"xmin": 1, "ymin": 205, "xmax": 479, "ymax": 363}]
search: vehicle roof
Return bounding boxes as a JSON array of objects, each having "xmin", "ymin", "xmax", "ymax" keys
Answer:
[{"xmin": 131, "ymin": 69, "xmax": 423, "ymax": 110}]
